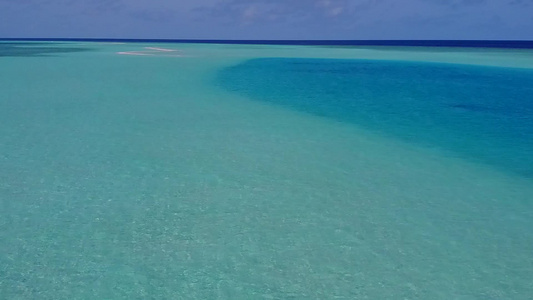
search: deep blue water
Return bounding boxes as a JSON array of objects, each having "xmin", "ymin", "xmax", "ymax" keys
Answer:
[
  {"xmin": 2, "ymin": 39, "xmax": 533, "ymax": 49},
  {"xmin": 217, "ymin": 58, "xmax": 533, "ymax": 177}
]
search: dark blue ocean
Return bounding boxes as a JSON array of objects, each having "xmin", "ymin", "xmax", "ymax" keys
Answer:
[
  {"xmin": 2, "ymin": 38, "xmax": 533, "ymax": 49},
  {"xmin": 217, "ymin": 58, "xmax": 533, "ymax": 177}
]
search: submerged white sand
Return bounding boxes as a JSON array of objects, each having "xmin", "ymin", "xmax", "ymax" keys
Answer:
[
  {"xmin": 117, "ymin": 46, "xmax": 182, "ymax": 56},
  {"xmin": 0, "ymin": 42, "xmax": 532, "ymax": 299}
]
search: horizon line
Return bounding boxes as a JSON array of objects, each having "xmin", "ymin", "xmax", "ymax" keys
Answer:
[{"xmin": 1, "ymin": 38, "xmax": 532, "ymax": 48}]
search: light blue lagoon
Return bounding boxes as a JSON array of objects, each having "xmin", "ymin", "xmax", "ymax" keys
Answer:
[{"xmin": 1, "ymin": 41, "xmax": 532, "ymax": 299}]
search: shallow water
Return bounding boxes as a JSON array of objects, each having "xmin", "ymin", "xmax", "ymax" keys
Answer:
[{"xmin": 1, "ymin": 42, "xmax": 532, "ymax": 299}]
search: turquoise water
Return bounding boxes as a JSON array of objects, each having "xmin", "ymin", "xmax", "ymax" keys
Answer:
[
  {"xmin": 1, "ymin": 42, "xmax": 533, "ymax": 299},
  {"xmin": 217, "ymin": 58, "xmax": 533, "ymax": 177}
]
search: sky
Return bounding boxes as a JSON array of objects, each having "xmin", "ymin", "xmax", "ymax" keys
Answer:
[{"xmin": 0, "ymin": 0, "xmax": 531, "ymax": 40}]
